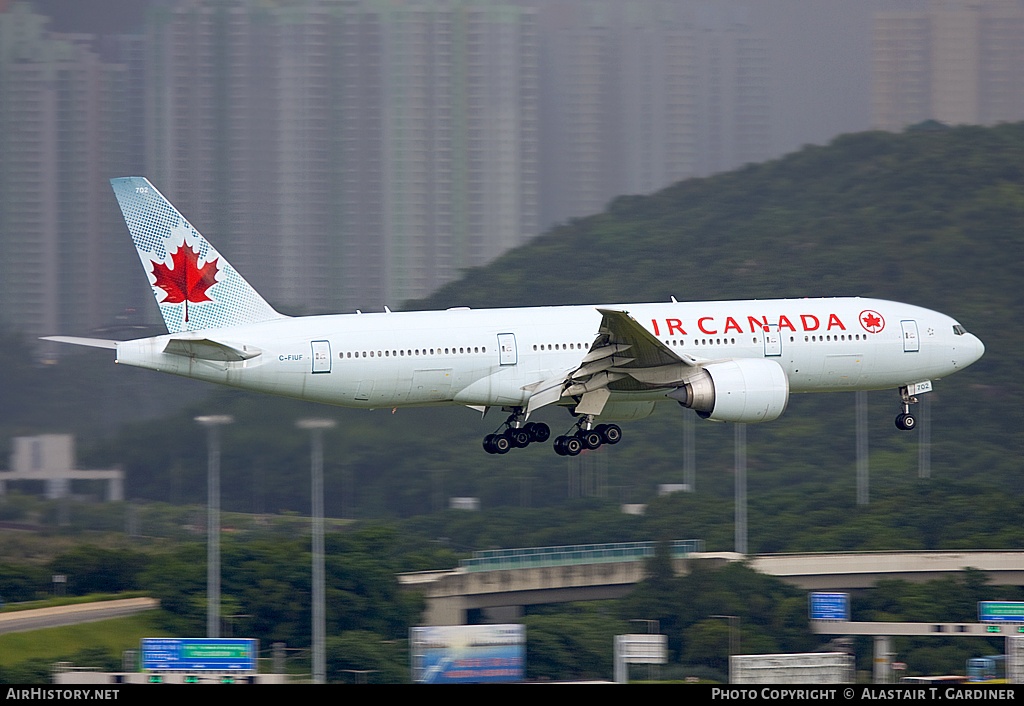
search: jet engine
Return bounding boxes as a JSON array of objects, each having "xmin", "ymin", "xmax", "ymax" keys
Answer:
[{"xmin": 668, "ymin": 359, "xmax": 789, "ymax": 423}]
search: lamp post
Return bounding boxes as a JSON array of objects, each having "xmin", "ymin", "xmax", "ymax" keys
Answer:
[
  {"xmin": 298, "ymin": 418, "xmax": 335, "ymax": 685},
  {"xmin": 712, "ymin": 614, "xmax": 740, "ymax": 682},
  {"xmin": 195, "ymin": 415, "xmax": 233, "ymax": 639},
  {"xmin": 734, "ymin": 424, "xmax": 747, "ymax": 555}
]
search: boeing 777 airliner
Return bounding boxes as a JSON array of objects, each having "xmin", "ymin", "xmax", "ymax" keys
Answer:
[{"xmin": 46, "ymin": 178, "xmax": 985, "ymax": 456}]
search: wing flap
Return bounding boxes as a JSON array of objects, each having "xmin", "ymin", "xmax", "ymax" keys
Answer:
[
  {"xmin": 525, "ymin": 308, "xmax": 702, "ymax": 417},
  {"xmin": 525, "ymin": 368, "xmax": 574, "ymax": 416}
]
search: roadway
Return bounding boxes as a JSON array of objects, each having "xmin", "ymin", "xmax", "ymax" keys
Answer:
[
  {"xmin": 400, "ymin": 550, "xmax": 1024, "ymax": 625},
  {"xmin": 0, "ymin": 597, "xmax": 158, "ymax": 635}
]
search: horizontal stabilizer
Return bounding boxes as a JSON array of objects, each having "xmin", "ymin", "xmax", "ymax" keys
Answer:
[
  {"xmin": 41, "ymin": 336, "xmax": 119, "ymax": 350},
  {"xmin": 164, "ymin": 336, "xmax": 261, "ymax": 362}
]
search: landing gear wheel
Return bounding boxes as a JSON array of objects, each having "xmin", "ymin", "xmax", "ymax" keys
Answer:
[
  {"xmin": 578, "ymin": 429, "xmax": 603, "ymax": 450},
  {"xmin": 563, "ymin": 436, "xmax": 583, "ymax": 456},
  {"xmin": 598, "ymin": 424, "xmax": 622, "ymax": 445},
  {"xmin": 895, "ymin": 412, "xmax": 916, "ymax": 431},
  {"xmin": 490, "ymin": 434, "xmax": 511, "ymax": 454},
  {"xmin": 554, "ymin": 435, "xmax": 582, "ymax": 456},
  {"xmin": 553, "ymin": 437, "xmax": 564, "ymax": 456},
  {"xmin": 509, "ymin": 428, "xmax": 532, "ymax": 448},
  {"xmin": 527, "ymin": 422, "xmax": 550, "ymax": 443}
]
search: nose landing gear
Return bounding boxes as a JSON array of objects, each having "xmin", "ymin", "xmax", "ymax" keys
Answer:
[{"xmin": 895, "ymin": 385, "xmax": 917, "ymax": 431}]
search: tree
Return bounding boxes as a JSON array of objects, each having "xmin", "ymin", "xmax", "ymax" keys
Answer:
[{"xmin": 521, "ymin": 604, "xmax": 629, "ymax": 681}]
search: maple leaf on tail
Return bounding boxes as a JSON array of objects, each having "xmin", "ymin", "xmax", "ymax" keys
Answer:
[{"xmin": 150, "ymin": 241, "xmax": 219, "ymax": 322}]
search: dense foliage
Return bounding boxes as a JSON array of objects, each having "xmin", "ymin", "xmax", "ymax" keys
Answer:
[
  {"xmin": 140, "ymin": 527, "xmax": 423, "ymax": 648},
  {"xmin": 618, "ymin": 553, "xmax": 814, "ymax": 681}
]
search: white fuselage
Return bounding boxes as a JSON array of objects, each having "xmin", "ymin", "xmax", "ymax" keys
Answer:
[{"xmin": 114, "ymin": 297, "xmax": 985, "ymax": 413}]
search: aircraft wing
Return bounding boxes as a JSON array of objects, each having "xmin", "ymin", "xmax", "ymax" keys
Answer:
[
  {"xmin": 527, "ymin": 308, "xmax": 700, "ymax": 417},
  {"xmin": 592, "ymin": 308, "xmax": 697, "ymax": 369}
]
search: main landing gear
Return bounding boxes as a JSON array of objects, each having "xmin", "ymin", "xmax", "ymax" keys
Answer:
[
  {"xmin": 553, "ymin": 416, "xmax": 622, "ymax": 457},
  {"xmin": 481, "ymin": 409, "xmax": 622, "ymax": 455},
  {"xmin": 895, "ymin": 385, "xmax": 917, "ymax": 431},
  {"xmin": 482, "ymin": 408, "xmax": 551, "ymax": 454}
]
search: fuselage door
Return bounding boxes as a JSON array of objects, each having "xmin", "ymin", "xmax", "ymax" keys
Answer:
[
  {"xmin": 901, "ymin": 320, "xmax": 920, "ymax": 353},
  {"xmin": 498, "ymin": 333, "xmax": 517, "ymax": 365},
  {"xmin": 763, "ymin": 324, "xmax": 782, "ymax": 357},
  {"xmin": 311, "ymin": 340, "xmax": 332, "ymax": 373}
]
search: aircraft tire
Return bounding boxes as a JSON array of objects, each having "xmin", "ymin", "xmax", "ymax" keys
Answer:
[
  {"xmin": 579, "ymin": 430, "xmax": 603, "ymax": 450},
  {"xmin": 528, "ymin": 422, "xmax": 551, "ymax": 443},
  {"xmin": 509, "ymin": 429, "xmax": 531, "ymax": 448},
  {"xmin": 895, "ymin": 413, "xmax": 916, "ymax": 431},
  {"xmin": 562, "ymin": 436, "xmax": 583, "ymax": 456},
  {"xmin": 553, "ymin": 436, "xmax": 567, "ymax": 455},
  {"xmin": 598, "ymin": 424, "xmax": 622, "ymax": 444},
  {"xmin": 492, "ymin": 434, "xmax": 512, "ymax": 454}
]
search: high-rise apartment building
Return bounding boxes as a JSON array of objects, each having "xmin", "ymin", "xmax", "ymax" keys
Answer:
[
  {"xmin": 536, "ymin": 0, "xmax": 770, "ymax": 228},
  {"xmin": 0, "ymin": 2, "xmax": 141, "ymax": 343},
  {"xmin": 873, "ymin": 0, "xmax": 1024, "ymax": 130},
  {"xmin": 0, "ymin": 0, "xmax": 781, "ymax": 342},
  {"xmin": 145, "ymin": 0, "xmax": 538, "ymax": 314}
]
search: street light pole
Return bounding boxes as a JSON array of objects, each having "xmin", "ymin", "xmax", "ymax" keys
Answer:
[
  {"xmin": 712, "ymin": 614, "xmax": 740, "ymax": 682},
  {"xmin": 196, "ymin": 415, "xmax": 233, "ymax": 639},
  {"xmin": 298, "ymin": 418, "xmax": 335, "ymax": 685}
]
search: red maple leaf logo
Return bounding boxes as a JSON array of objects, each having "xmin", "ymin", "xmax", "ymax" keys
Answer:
[
  {"xmin": 859, "ymin": 310, "xmax": 885, "ymax": 333},
  {"xmin": 150, "ymin": 241, "xmax": 219, "ymax": 322}
]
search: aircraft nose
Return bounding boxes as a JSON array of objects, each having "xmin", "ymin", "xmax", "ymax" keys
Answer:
[
  {"xmin": 969, "ymin": 333, "xmax": 985, "ymax": 364},
  {"xmin": 959, "ymin": 333, "xmax": 985, "ymax": 368}
]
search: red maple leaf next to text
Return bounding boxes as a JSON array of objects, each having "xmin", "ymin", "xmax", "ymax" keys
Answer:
[{"xmin": 150, "ymin": 242, "xmax": 219, "ymax": 322}]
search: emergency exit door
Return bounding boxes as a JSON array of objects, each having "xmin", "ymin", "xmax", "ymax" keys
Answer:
[
  {"xmin": 311, "ymin": 340, "xmax": 332, "ymax": 373},
  {"xmin": 497, "ymin": 333, "xmax": 517, "ymax": 365}
]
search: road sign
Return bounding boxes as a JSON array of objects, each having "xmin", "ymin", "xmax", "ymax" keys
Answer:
[
  {"xmin": 141, "ymin": 638, "xmax": 257, "ymax": 672},
  {"xmin": 810, "ymin": 592, "xmax": 850, "ymax": 621},
  {"xmin": 979, "ymin": 602, "xmax": 1024, "ymax": 623}
]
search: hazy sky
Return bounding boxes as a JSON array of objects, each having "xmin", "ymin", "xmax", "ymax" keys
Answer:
[
  {"xmin": 29, "ymin": 0, "xmax": 148, "ymax": 33},
  {"xmin": 20, "ymin": 0, "xmax": 919, "ymax": 161}
]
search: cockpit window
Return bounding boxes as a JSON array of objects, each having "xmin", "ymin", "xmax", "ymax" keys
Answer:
[{"xmin": 953, "ymin": 325, "xmax": 966, "ymax": 336}]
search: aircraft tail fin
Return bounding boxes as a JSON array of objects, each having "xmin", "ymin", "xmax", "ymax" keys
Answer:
[{"xmin": 110, "ymin": 177, "xmax": 283, "ymax": 333}]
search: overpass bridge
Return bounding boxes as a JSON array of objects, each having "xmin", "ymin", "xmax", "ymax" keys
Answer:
[{"xmin": 398, "ymin": 544, "xmax": 1024, "ymax": 625}]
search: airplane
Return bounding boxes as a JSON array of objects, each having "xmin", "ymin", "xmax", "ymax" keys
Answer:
[{"xmin": 46, "ymin": 177, "xmax": 985, "ymax": 456}]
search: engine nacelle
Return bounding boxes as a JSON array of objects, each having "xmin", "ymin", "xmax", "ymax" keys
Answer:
[{"xmin": 668, "ymin": 359, "xmax": 789, "ymax": 423}]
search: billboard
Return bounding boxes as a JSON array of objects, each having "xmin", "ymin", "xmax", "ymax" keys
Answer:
[
  {"xmin": 410, "ymin": 625, "xmax": 525, "ymax": 683},
  {"xmin": 140, "ymin": 638, "xmax": 258, "ymax": 672},
  {"xmin": 730, "ymin": 652, "xmax": 854, "ymax": 684}
]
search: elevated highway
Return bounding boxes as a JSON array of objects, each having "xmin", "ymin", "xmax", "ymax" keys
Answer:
[
  {"xmin": 0, "ymin": 597, "xmax": 158, "ymax": 635},
  {"xmin": 399, "ymin": 548, "xmax": 1024, "ymax": 625}
]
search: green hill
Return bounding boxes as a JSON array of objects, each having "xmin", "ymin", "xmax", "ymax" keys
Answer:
[{"xmin": 411, "ymin": 125, "xmax": 1022, "ymax": 319}]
